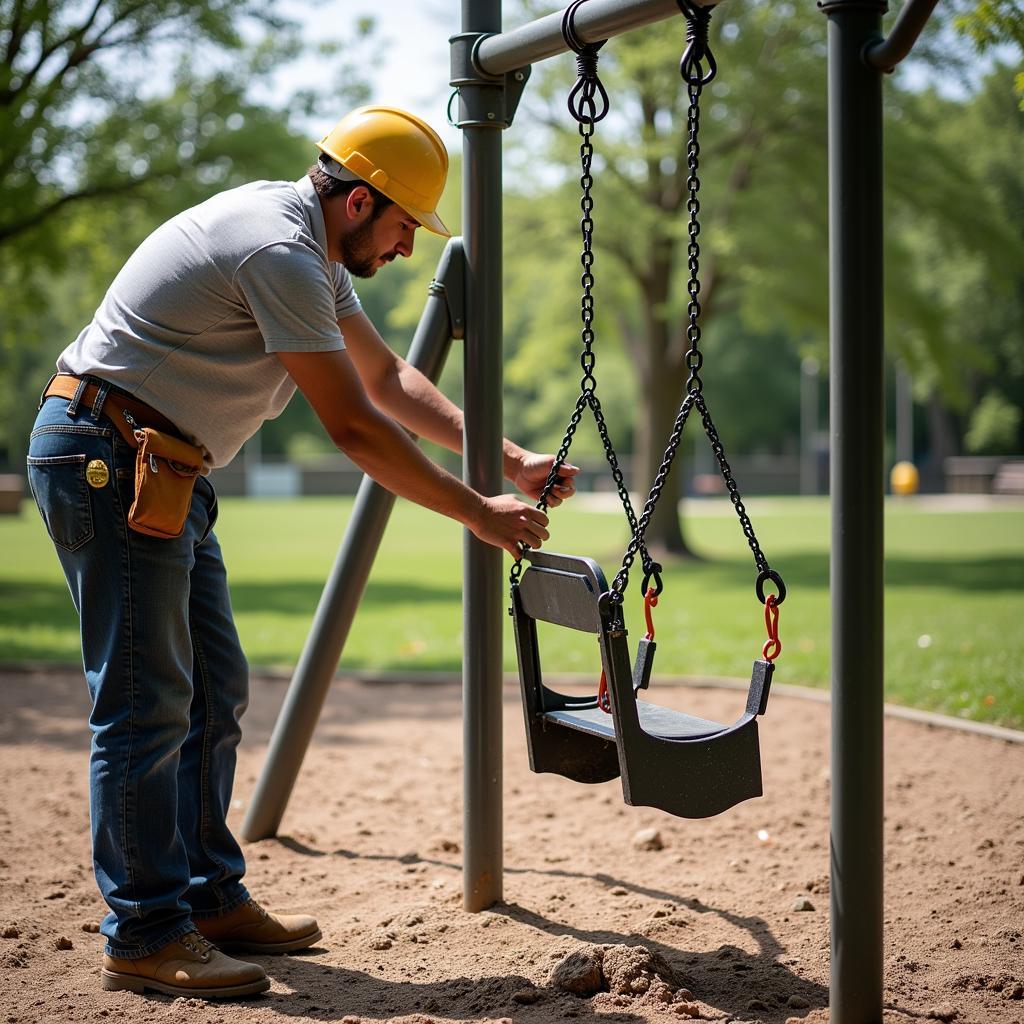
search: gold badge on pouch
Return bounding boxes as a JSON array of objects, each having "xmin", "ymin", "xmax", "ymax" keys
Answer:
[{"xmin": 86, "ymin": 459, "xmax": 110, "ymax": 489}]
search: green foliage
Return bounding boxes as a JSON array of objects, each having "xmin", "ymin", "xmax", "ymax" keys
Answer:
[
  {"xmin": 493, "ymin": 0, "xmax": 1024, "ymax": 493},
  {"xmin": 954, "ymin": 0, "xmax": 1024, "ymax": 104},
  {"xmin": 0, "ymin": 1, "xmax": 298, "ymax": 247},
  {"xmin": 965, "ymin": 390, "xmax": 1022, "ymax": 453},
  {"xmin": 0, "ymin": 0, "xmax": 381, "ymax": 465}
]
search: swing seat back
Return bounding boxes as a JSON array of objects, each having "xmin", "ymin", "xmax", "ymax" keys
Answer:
[{"xmin": 512, "ymin": 550, "xmax": 773, "ymax": 818}]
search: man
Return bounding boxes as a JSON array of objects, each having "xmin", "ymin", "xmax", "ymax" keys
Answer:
[{"xmin": 27, "ymin": 106, "xmax": 576, "ymax": 999}]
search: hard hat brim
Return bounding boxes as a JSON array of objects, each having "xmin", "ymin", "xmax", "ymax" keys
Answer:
[{"xmin": 409, "ymin": 207, "xmax": 451, "ymax": 238}]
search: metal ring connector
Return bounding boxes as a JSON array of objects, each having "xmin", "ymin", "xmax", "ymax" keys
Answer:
[
  {"xmin": 640, "ymin": 565, "xmax": 664, "ymax": 598},
  {"xmin": 755, "ymin": 568, "xmax": 786, "ymax": 606}
]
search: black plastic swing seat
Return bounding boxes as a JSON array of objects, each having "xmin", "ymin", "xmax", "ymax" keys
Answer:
[{"xmin": 511, "ymin": 550, "xmax": 774, "ymax": 819}]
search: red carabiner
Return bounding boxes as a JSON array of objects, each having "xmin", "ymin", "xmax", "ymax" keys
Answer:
[
  {"xmin": 597, "ymin": 669, "xmax": 611, "ymax": 713},
  {"xmin": 762, "ymin": 593, "xmax": 782, "ymax": 661},
  {"xmin": 643, "ymin": 586, "xmax": 658, "ymax": 641}
]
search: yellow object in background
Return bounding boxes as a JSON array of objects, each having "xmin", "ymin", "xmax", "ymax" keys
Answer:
[{"xmin": 890, "ymin": 460, "xmax": 919, "ymax": 495}]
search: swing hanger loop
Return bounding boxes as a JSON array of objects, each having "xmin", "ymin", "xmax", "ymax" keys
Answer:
[
  {"xmin": 755, "ymin": 568, "xmax": 787, "ymax": 607},
  {"xmin": 676, "ymin": 0, "xmax": 717, "ymax": 86},
  {"xmin": 562, "ymin": 0, "xmax": 610, "ymax": 125},
  {"xmin": 641, "ymin": 563, "xmax": 664, "ymax": 599}
]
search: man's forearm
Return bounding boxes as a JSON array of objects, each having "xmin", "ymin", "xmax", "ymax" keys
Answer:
[
  {"xmin": 339, "ymin": 400, "xmax": 484, "ymax": 527},
  {"xmin": 378, "ymin": 359, "xmax": 527, "ymax": 481}
]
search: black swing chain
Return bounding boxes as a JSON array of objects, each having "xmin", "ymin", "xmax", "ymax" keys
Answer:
[
  {"xmin": 511, "ymin": 0, "xmax": 658, "ymax": 592},
  {"xmin": 608, "ymin": 0, "xmax": 785, "ymax": 614}
]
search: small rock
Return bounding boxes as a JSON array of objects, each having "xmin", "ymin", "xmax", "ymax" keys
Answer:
[
  {"xmin": 632, "ymin": 828, "xmax": 664, "ymax": 852},
  {"xmin": 44, "ymin": 891, "xmax": 66, "ymax": 900},
  {"xmin": 792, "ymin": 896, "xmax": 815, "ymax": 912},
  {"xmin": 435, "ymin": 838, "xmax": 460, "ymax": 853},
  {"xmin": 512, "ymin": 988, "xmax": 542, "ymax": 1005},
  {"xmin": 1004, "ymin": 982, "xmax": 1024, "ymax": 1000},
  {"xmin": 1, "ymin": 926, "xmax": 19, "ymax": 939},
  {"xmin": 55, "ymin": 937, "xmax": 74, "ymax": 951},
  {"xmin": 370, "ymin": 937, "xmax": 392, "ymax": 951},
  {"xmin": 747, "ymin": 998, "xmax": 769, "ymax": 1011},
  {"xmin": 609, "ymin": 886, "xmax": 628, "ymax": 896},
  {"xmin": 342, "ymin": 1017, "xmax": 361, "ymax": 1024},
  {"xmin": 81, "ymin": 922, "xmax": 100, "ymax": 934},
  {"xmin": 512, "ymin": 987, "xmax": 544, "ymax": 1003},
  {"xmin": 950, "ymin": 938, "xmax": 962, "ymax": 949},
  {"xmin": 787, "ymin": 994, "xmax": 810, "ymax": 1009},
  {"xmin": 926, "ymin": 1006, "xmax": 957, "ymax": 1021},
  {"xmin": 548, "ymin": 944, "xmax": 605, "ymax": 995},
  {"xmin": 397, "ymin": 852, "xmax": 420, "ymax": 864}
]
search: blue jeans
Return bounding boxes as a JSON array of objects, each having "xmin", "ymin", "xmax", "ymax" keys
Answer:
[{"xmin": 27, "ymin": 392, "xmax": 251, "ymax": 958}]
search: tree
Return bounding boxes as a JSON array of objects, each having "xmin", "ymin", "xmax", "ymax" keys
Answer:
[
  {"xmin": 886, "ymin": 63, "xmax": 1024, "ymax": 466},
  {"xmin": 501, "ymin": 0, "xmax": 1022, "ymax": 558},
  {"xmin": 0, "ymin": 1, "xmax": 381, "ymax": 465},
  {"xmin": 1, "ymin": 1, "xmax": 295, "ymax": 247},
  {"xmin": 504, "ymin": 1, "xmax": 832, "ymax": 558}
]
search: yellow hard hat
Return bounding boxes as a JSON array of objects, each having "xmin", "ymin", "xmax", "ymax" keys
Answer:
[{"xmin": 317, "ymin": 106, "xmax": 451, "ymax": 238}]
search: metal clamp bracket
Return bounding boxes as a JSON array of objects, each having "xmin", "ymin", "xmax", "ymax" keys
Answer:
[
  {"xmin": 429, "ymin": 237, "xmax": 466, "ymax": 341},
  {"xmin": 449, "ymin": 32, "xmax": 531, "ymax": 129}
]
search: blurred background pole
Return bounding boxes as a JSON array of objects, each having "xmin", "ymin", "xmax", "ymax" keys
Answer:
[
  {"xmin": 820, "ymin": 0, "xmax": 887, "ymax": 1020},
  {"xmin": 458, "ymin": 0, "xmax": 505, "ymax": 912},
  {"xmin": 895, "ymin": 362, "xmax": 913, "ymax": 464},
  {"xmin": 800, "ymin": 356, "xmax": 821, "ymax": 496}
]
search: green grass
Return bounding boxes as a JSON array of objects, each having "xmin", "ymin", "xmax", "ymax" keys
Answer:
[{"xmin": 1, "ymin": 495, "xmax": 1022, "ymax": 728}]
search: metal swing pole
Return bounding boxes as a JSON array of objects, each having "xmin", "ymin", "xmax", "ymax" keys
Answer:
[
  {"xmin": 458, "ymin": 0, "xmax": 507, "ymax": 912},
  {"xmin": 819, "ymin": 0, "xmax": 938, "ymax": 1019},
  {"xmin": 453, "ymin": 0, "xmax": 701, "ymax": 912},
  {"xmin": 820, "ymin": 2, "xmax": 887, "ymax": 1015}
]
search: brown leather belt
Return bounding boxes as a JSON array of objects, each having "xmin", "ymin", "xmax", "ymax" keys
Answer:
[{"xmin": 44, "ymin": 374, "xmax": 183, "ymax": 446}]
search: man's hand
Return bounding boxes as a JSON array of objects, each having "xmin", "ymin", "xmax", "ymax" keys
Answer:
[
  {"xmin": 509, "ymin": 452, "xmax": 580, "ymax": 506},
  {"xmin": 468, "ymin": 495, "xmax": 550, "ymax": 559}
]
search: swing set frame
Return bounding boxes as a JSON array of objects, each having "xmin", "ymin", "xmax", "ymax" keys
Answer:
[{"xmin": 240, "ymin": 2, "xmax": 941, "ymax": 1021}]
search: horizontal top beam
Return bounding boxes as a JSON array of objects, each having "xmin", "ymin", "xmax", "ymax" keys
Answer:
[{"xmin": 473, "ymin": 0, "xmax": 717, "ymax": 78}]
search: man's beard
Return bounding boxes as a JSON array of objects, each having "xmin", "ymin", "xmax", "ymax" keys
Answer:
[{"xmin": 339, "ymin": 218, "xmax": 386, "ymax": 278}]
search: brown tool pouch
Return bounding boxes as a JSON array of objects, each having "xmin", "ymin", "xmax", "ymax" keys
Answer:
[{"xmin": 128, "ymin": 428, "xmax": 204, "ymax": 539}]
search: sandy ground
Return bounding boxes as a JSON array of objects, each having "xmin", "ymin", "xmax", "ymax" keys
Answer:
[{"xmin": 1, "ymin": 668, "xmax": 1022, "ymax": 1024}]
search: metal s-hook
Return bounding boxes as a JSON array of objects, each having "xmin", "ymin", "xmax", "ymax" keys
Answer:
[
  {"xmin": 676, "ymin": 0, "xmax": 717, "ymax": 86},
  {"xmin": 562, "ymin": 0, "xmax": 610, "ymax": 124}
]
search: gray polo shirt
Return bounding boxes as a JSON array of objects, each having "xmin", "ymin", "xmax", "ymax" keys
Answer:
[{"xmin": 57, "ymin": 175, "xmax": 361, "ymax": 469}]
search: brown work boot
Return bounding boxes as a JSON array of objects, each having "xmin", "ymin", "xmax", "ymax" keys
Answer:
[
  {"xmin": 195, "ymin": 898, "xmax": 321, "ymax": 954},
  {"xmin": 100, "ymin": 931, "xmax": 269, "ymax": 998}
]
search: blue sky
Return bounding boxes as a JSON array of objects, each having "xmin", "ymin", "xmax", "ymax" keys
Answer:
[{"xmin": 278, "ymin": 0, "xmax": 461, "ymax": 148}]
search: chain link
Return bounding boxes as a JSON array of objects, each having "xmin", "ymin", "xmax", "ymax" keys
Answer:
[
  {"xmin": 512, "ymin": 20, "xmax": 657, "ymax": 592},
  {"xmin": 608, "ymin": 4, "xmax": 783, "ymax": 611},
  {"xmin": 514, "ymin": 0, "xmax": 784, "ymax": 613}
]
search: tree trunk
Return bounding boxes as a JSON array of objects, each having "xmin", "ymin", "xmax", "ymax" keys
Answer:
[
  {"xmin": 634, "ymin": 274, "xmax": 698, "ymax": 560},
  {"xmin": 923, "ymin": 393, "xmax": 960, "ymax": 491}
]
